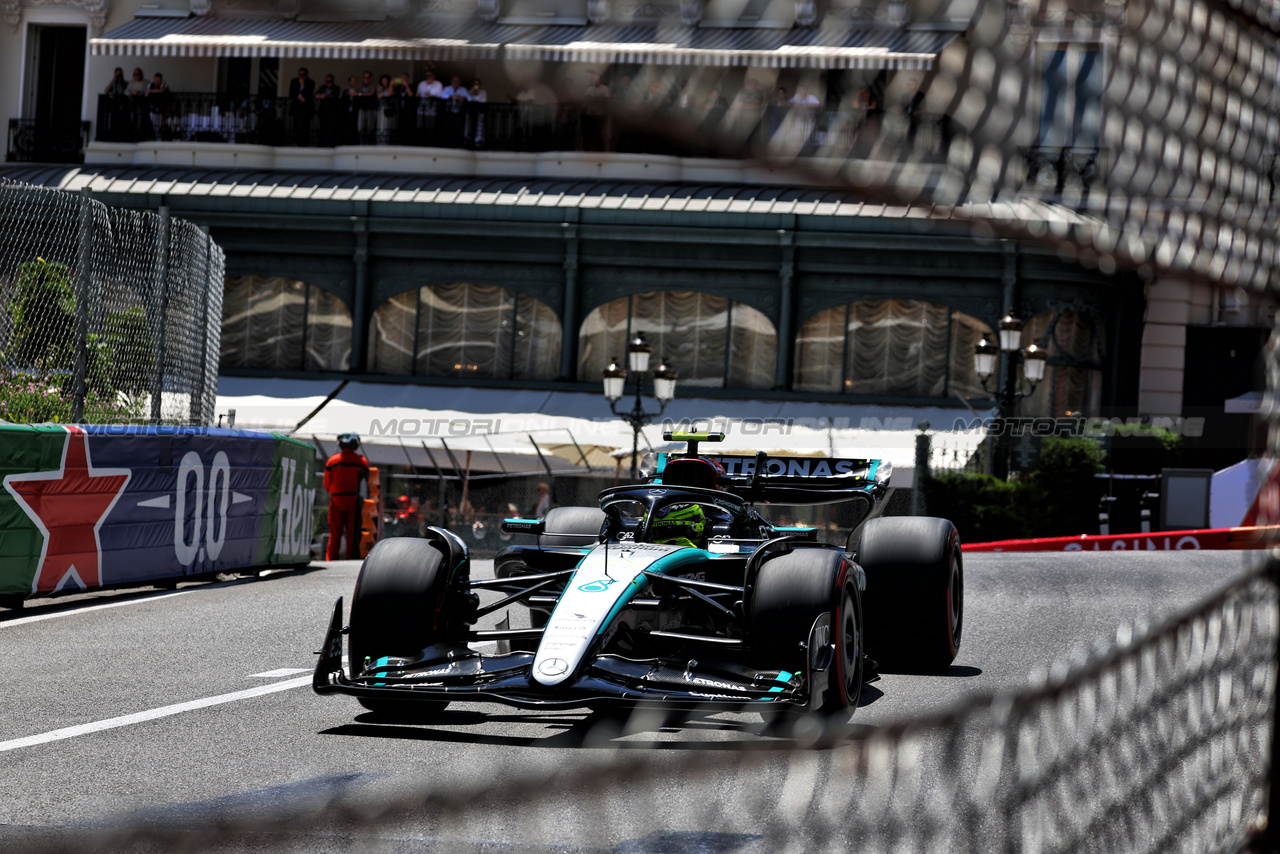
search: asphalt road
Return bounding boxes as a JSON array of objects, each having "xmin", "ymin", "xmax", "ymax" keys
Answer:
[{"xmin": 0, "ymin": 548, "xmax": 1264, "ymax": 853}]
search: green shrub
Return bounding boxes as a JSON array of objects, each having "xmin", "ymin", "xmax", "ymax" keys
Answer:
[
  {"xmin": 1, "ymin": 258, "xmax": 154, "ymax": 425},
  {"xmin": 1031, "ymin": 436, "xmax": 1106, "ymax": 537},
  {"xmin": 922, "ymin": 436, "xmax": 1106, "ymax": 542},
  {"xmin": 920, "ymin": 472, "xmax": 1034, "ymax": 543}
]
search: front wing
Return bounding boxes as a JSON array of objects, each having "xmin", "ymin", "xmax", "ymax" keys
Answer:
[{"xmin": 313, "ymin": 598, "xmax": 839, "ymax": 712}]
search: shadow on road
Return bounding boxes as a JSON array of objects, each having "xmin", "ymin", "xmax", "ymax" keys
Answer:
[
  {"xmin": 0, "ymin": 563, "xmax": 329, "ymax": 623},
  {"xmin": 321, "ymin": 705, "xmax": 877, "ymax": 750}
]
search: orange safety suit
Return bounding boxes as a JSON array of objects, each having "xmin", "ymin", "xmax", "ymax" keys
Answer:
[{"xmin": 324, "ymin": 448, "xmax": 370, "ymax": 560}]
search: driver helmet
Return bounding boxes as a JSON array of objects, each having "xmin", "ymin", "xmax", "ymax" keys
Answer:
[
  {"xmin": 338, "ymin": 432, "xmax": 360, "ymax": 450},
  {"xmin": 650, "ymin": 502, "xmax": 707, "ymax": 548}
]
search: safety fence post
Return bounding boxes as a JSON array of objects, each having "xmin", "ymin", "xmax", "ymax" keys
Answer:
[
  {"xmin": 149, "ymin": 205, "xmax": 170, "ymax": 424},
  {"xmin": 71, "ymin": 186, "xmax": 93, "ymax": 423}
]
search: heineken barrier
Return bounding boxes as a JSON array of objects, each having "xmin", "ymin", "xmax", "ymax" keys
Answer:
[{"xmin": 0, "ymin": 424, "xmax": 317, "ymax": 599}]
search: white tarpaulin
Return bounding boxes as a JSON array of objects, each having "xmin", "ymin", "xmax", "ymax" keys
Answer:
[{"xmin": 215, "ymin": 377, "xmax": 987, "ymax": 482}]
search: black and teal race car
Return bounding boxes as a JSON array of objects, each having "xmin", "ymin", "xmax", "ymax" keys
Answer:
[{"xmin": 313, "ymin": 432, "xmax": 963, "ymax": 719}]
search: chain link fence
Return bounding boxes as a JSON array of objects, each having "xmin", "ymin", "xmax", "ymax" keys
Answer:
[
  {"xmin": 25, "ymin": 556, "xmax": 1275, "ymax": 854},
  {"xmin": 0, "ymin": 179, "xmax": 224, "ymax": 425},
  {"xmin": 16, "ymin": 0, "xmax": 1280, "ymax": 844}
]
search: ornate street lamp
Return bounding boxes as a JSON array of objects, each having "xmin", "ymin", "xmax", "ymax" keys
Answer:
[
  {"xmin": 602, "ymin": 333, "xmax": 678, "ymax": 481},
  {"xmin": 974, "ymin": 311, "xmax": 1046, "ymax": 479}
]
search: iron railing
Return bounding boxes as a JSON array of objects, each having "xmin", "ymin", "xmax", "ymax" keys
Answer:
[
  {"xmin": 93, "ymin": 93, "xmax": 957, "ymax": 161},
  {"xmin": 6, "ymin": 119, "xmax": 91, "ymax": 164}
]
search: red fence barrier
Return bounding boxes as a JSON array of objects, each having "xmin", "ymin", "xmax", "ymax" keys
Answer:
[{"xmin": 963, "ymin": 526, "xmax": 1280, "ymax": 552}]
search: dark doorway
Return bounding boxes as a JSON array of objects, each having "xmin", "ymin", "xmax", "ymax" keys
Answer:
[
  {"xmin": 30, "ymin": 25, "xmax": 86, "ymax": 125},
  {"xmin": 1182, "ymin": 324, "xmax": 1268, "ymax": 470},
  {"xmin": 9, "ymin": 25, "xmax": 87, "ymax": 162}
]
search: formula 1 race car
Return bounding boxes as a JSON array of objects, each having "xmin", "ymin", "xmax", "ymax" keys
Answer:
[{"xmin": 313, "ymin": 432, "xmax": 963, "ymax": 719}]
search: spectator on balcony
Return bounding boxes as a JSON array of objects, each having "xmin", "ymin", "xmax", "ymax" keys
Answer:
[
  {"xmin": 374, "ymin": 73, "xmax": 398, "ymax": 145},
  {"xmin": 104, "ymin": 68, "xmax": 127, "ymax": 96},
  {"xmin": 416, "ymin": 70, "xmax": 443, "ymax": 143},
  {"xmin": 583, "ymin": 69, "xmax": 609, "ymax": 102},
  {"xmin": 101, "ymin": 68, "xmax": 130, "ymax": 141},
  {"xmin": 785, "ymin": 84, "xmax": 821, "ymax": 153},
  {"xmin": 126, "ymin": 68, "xmax": 147, "ymax": 97},
  {"xmin": 732, "ymin": 77, "xmax": 764, "ymax": 112},
  {"xmin": 145, "ymin": 73, "xmax": 172, "ymax": 139},
  {"xmin": 389, "ymin": 72, "xmax": 414, "ymax": 144},
  {"xmin": 315, "ymin": 73, "xmax": 341, "ymax": 147},
  {"xmin": 789, "ymin": 84, "xmax": 820, "ymax": 109},
  {"xmin": 340, "ymin": 75, "xmax": 360, "ymax": 144},
  {"xmin": 443, "ymin": 75, "xmax": 470, "ymax": 145},
  {"xmin": 288, "ymin": 67, "xmax": 315, "ymax": 146},
  {"xmin": 465, "ymin": 78, "xmax": 487, "ymax": 148},
  {"xmin": 356, "ymin": 70, "xmax": 378, "ymax": 145}
]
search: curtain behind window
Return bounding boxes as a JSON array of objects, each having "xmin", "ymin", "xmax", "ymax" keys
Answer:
[
  {"xmin": 305, "ymin": 287, "xmax": 352, "ymax": 370},
  {"xmin": 1021, "ymin": 310, "xmax": 1104, "ymax": 416},
  {"xmin": 794, "ymin": 299, "xmax": 990, "ymax": 398},
  {"xmin": 221, "ymin": 276, "xmax": 352, "ymax": 371},
  {"xmin": 369, "ymin": 284, "xmax": 560, "ymax": 380},
  {"xmin": 577, "ymin": 291, "xmax": 776, "ymax": 389}
]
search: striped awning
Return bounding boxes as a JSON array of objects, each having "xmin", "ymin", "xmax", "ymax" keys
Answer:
[{"xmin": 90, "ymin": 16, "xmax": 961, "ymax": 70}]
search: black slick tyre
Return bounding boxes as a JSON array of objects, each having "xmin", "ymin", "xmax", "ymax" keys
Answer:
[
  {"xmin": 858, "ymin": 516, "xmax": 962, "ymax": 673},
  {"xmin": 348, "ymin": 538, "xmax": 453, "ymax": 715},
  {"xmin": 748, "ymin": 549, "xmax": 863, "ymax": 717}
]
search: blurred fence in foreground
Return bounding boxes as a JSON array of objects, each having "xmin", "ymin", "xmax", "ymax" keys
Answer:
[
  {"xmin": 27, "ymin": 556, "xmax": 1276, "ymax": 853},
  {"xmin": 0, "ymin": 179, "xmax": 224, "ymax": 426}
]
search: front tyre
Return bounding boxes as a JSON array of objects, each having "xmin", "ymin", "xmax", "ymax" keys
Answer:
[
  {"xmin": 858, "ymin": 516, "xmax": 962, "ymax": 673},
  {"xmin": 749, "ymin": 549, "xmax": 863, "ymax": 717},
  {"xmin": 348, "ymin": 538, "xmax": 454, "ymax": 715}
]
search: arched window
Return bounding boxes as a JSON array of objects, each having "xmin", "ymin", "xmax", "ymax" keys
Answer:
[
  {"xmin": 220, "ymin": 276, "xmax": 352, "ymax": 371},
  {"xmin": 578, "ymin": 292, "xmax": 777, "ymax": 389},
  {"xmin": 369, "ymin": 284, "xmax": 561, "ymax": 380},
  {"xmin": 1020, "ymin": 310, "xmax": 1105, "ymax": 416},
  {"xmin": 793, "ymin": 299, "xmax": 991, "ymax": 398}
]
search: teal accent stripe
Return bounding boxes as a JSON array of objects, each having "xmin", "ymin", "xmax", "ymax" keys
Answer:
[
  {"xmin": 655, "ymin": 454, "xmax": 668, "ymax": 475},
  {"xmin": 372, "ymin": 655, "xmax": 390, "ymax": 686},
  {"xmin": 768, "ymin": 670, "xmax": 794, "ymax": 694},
  {"xmin": 596, "ymin": 548, "xmax": 712, "ymax": 634}
]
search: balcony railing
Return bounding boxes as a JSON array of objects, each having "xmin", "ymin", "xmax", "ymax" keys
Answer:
[
  {"xmin": 7, "ymin": 118, "xmax": 91, "ymax": 164},
  {"xmin": 94, "ymin": 93, "xmax": 956, "ymax": 162}
]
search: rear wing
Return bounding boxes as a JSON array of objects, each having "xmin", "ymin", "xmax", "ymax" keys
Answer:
[{"xmin": 654, "ymin": 452, "xmax": 892, "ymax": 505}]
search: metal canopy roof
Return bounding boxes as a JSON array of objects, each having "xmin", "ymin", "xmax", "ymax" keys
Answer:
[
  {"xmin": 90, "ymin": 16, "xmax": 960, "ymax": 69},
  {"xmin": 0, "ymin": 164, "xmax": 1097, "ymax": 227}
]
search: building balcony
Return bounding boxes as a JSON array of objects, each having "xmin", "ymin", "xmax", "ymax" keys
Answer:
[{"xmin": 82, "ymin": 93, "xmax": 957, "ymax": 183}]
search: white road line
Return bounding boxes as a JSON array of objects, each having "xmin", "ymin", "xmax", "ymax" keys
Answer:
[
  {"xmin": 248, "ymin": 668, "xmax": 311, "ymax": 678},
  {"xmin": 0, "ymin": 589, "xmax": 191, "ymax": 629},
  {"xmin": 0, "ymin": 676, "xmax": 311, "ymax": 754}
]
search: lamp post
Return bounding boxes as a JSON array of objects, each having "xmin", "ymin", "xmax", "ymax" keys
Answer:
[
  {"xmin": 602, "ymin": 332, "xmax": 677, "ymax": 481},
  {"xmin": 974, "ymin": 310, "xmax": 1046, "ymax": 480}
]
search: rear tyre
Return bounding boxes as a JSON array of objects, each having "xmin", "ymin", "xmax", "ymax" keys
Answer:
[
  {"xmin": 348, "ymin": 538, "xmax": 454, "ymax": 715},
  {"xmin": 749, "ymin": 549, "xmax": 863, "ymax": 717},
  {"xmin": 858, "ymin": 516, "xmax": 962, "ymax": 673}
]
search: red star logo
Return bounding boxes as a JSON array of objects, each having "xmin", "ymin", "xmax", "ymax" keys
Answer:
[{"xmin": 3, "ymin": 426, "xmax": 131, "ymax": 593}]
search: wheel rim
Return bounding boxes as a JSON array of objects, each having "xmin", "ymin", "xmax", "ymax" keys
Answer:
[
  {"xmin": 839, "ymin": 588, "xmax": 860, "ymax": 700},
  {"xmin": 948, "ymin": 548, "xmax": 963, "ymax": 653}
]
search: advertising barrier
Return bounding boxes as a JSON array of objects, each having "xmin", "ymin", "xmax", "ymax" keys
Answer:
[
  {"xmin": 0, "ymin": 424, "xmax": 317, "ymax": 600},
  {"xmin": 963, "ymin": 525, "xmax": 1280, "ymax": 552}
]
